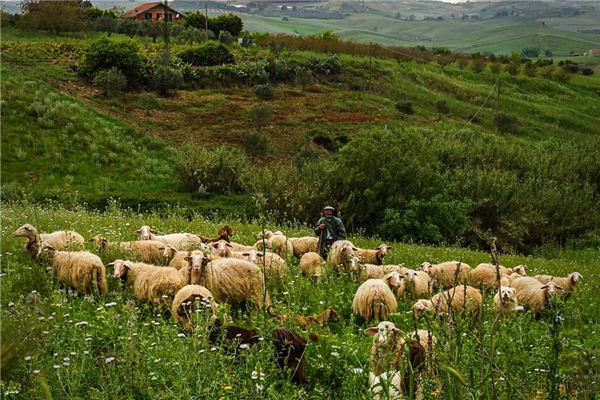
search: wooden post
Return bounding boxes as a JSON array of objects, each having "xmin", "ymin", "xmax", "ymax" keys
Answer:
[
  {"xmin": 163, "ymin": 0, "xmax": 170, "ymax": 59},
  {"xmin": 495, "ymin": 78, "xmax": 501, "ymax": 114},
  {"xmin": 205, "ymin": 0, "xmax": 209, "ymax": 40}
]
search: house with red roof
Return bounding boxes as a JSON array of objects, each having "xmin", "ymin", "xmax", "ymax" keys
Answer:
[{"xmin": 123, "ymin": 2, "xmax": 183, "ymax": 23}]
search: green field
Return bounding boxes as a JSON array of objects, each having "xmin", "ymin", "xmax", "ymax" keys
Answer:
[{"xmin": 1, "ymin": 203, "xmax": 599, "ymax": 399}]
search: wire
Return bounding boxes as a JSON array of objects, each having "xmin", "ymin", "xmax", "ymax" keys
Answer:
[{"xmin": 456, "ymin": 79, "xmax": 498, "ymax": 131}]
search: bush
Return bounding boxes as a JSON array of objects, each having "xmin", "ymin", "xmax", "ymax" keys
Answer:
[
  {"xmin": 293, "ymin": 148, "xmax": 322, "ymax": 169},
  {"xmin": 151, "ymin": 64, "xmax": 184, "ymax": 95},
  {"xmin": 456, "ymin": 58, "xmax": 469, "ymax": 70},
  {"xmin": 471, "ymin": 58, "xmax": 486, "ymax": 73},
  {"xmin": 554, "ymin": 68, "xmax": 572, "ymax": 82},
  {"xmin": 295, "ymin": 67, "xmax": 313, "ymax": 90},
  {"xmin": 212, "ymin": 13, "xmax": 243, "ymax": 37},
  {"xmin": 265, "ymin": 59, "xmax": 292, "ymax": 82},
  {"xmin": 379, "ymin": 196, "xmax": 472, "ymax": 245},
  {"xmin": 493, "ymin": 112, "xmax": 518, "ymax": 134},
  {"xmin": 250, "ymin": 104, "xmax": 273, "ymax": 132},
  {"xmin": 306, "ymin": 55, "xmax": 342, "ymax": 75},
  {"xmin": 178, "ymin": 26, "xmax": 204, "ymax": 45},
  {"xmin": 435, "ymin": 99, "xmax": 450, "ymax": 114},
  {"xmin": 523, "ymin": 62, "xmax": 537, "ymax": 77},
  {"xmin": 243, "ymin": 132, "xmax": 268, "ymax": 159},
  {"xmin": 92, "ymin": 67, "xmax": 127, "ymax": 96},
  {"xmin": 178, "ymin": 41, "xmax": 234, "ymax": 66},
  {"xmin": 218, "ymin": 30, "xmax": 233, "ymax": 44},
  {"xmin": 489, "ymin": 62, "xmax": 502, "ymax": 73},
  {"xmin": 80, "ymin": 38, "xmax": 146, "ymax": 86},
  {"xmin": 253, "ymin": 84, "xmax": 275, "ymax": 101},
  {"xmin": 581, "ymin": 67, "xmax": 594, "ymax": 76},
  {"xmin": 395, "ymin": 100, "xmax": 414, "ymax": 115},
  {"xmin": 175, "ymin": 143, "xmax": 247, "ymax": 194}
]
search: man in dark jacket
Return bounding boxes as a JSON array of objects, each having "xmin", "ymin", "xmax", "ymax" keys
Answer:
[{"xmin": 314, "ymin": 206, "xmax": 347, "ymax": 259}]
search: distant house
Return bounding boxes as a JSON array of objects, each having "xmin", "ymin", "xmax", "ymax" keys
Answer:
[
  {"xmin": 584, "ymin": 49, "xmax": 600, "ymax": 56},
  {"xmin": 123, "ymin": 2, "xmax": 183, "ymax": 23}
]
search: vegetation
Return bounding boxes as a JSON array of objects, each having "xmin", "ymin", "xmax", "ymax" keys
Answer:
[
  {"xmin": 177, "ymin": 41, "xmax": 234, "ymax": 66},
  {"xmin": 79, "ymin": 38, "xmax": 147, "ymax": 86},
  {"xmin": 92, "ymin": 67, "xmax": 127, "ymax": 96}
]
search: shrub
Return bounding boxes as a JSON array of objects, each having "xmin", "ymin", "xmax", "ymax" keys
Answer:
[
  {"xmin": 293, "ymin": 148, "xmax": 322, "ymax": 169},
  {"xmin": 212, "ymin": 13, "xmax": 243, "ymax": 37},
  {"xmin": 489, "ymin": 62, "xmax": 502, "ymax": 73},
  {"xmin": 92, "ymin": 67, "xmax": 127, "ymax": 96},
  {"xmin": 175, "ymin": 143, "xmax": 247, "ymax": 193},
  {"xmin": 116, "ymin": 18, "xmax": 142, "ymax": 38},
  {"xmin": 243, "ymin": 132, "xmax": 268, "ymax": 160},
  {"xmin": 493, "ymin": 112, "xmax": 518, "ymax": 134},
  {"xmin": 471, "ymin": 58, "xmax": 486, "ymax": 73},
  {"xmin": 554, "ymin": 68, "xmax": 572, "ymax": 82},
  {"xmin": 523, "ymin": 62, "xmax": 537, "ymax": 77},
  {"xmin": 253, "ymin": 84, "xmax": 275, "ymax": 101},
  {"xmin": 210, "ymin": 61, "xmax": 269, "ymax": 86},
  {"xmin": 80, "ymin": 38, "xmax": 146, "ymax": 86},
  {"xmin": 218, "ymin": 30, "xmax": 233, "ymax": 44},
  {"xmin": 135, "ymin": 92, "xmax": 162, "ymax": 116},
  {"xmin": 266, "ymin": 59, "xmax": 292, "ymax": 82},
  {"xmin": 456, "ymin": 58, "xmax": 469, "ymax": 70},
  {"xmin": 250, "ymin": 104, "xmax": 273, "ymax": 132},
  {"xmin": 178, "ymin": 26, "xmax": 204, "ymax": 45},
  {"xmin": 178, "ymin": 41, "xmax": 234, "ymax": 66},
  {"xmin": 435, "ymin": 99, "xmax": 450, "ymax": 114},
  {"xmin": 522, "ymin": 47, "xmax": 540, "ymax": 58},
  {"xmin": 151, "ymin": 64, "xmax": 184, "ymax": 95},
  {"xmin": 295, "ymin": 67, "xmax": 313, "ymax": 90},
  {"xmin": 541, "ymin": 66, "xmax": 556, "ymax": 79},
  {"xmin": 506, "ymin": 52, "xmax": 521, "ymax": 76},
  {"xmin": 395, "ymin": 100, "xmax": 414, "ymax": 116},
  {"xmin": 581, "ymin": 67, "xmax": 594, "ymax": 76},
  {"xmin": 306, "ymin": 55, "xmax": 342, "ymax": 75}
]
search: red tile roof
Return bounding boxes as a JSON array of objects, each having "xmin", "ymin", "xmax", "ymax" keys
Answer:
[{"xmin": 123, "ymin": 2, "xmax": 181, "ymax": 18}]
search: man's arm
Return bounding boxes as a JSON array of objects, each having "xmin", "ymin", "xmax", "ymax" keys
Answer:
[
  {"xmin": 314, "ymin": 217, "xmax": 324, "ymax": 236},
  {"xmin": 336, "ymin": 218, "xmax": 347, "ymax": 240}
]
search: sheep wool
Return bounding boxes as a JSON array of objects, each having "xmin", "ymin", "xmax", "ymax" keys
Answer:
[
  {"xmin": 352, "ymin": 272, "xmax": 402, "ymax": 322},
  {"xmin": 328, "ymin": 240, "xmax": 358, "ymax": 273},
  {"xmin": 421, "ymin": 261, "xmax": 471, "ymax": 289},
  {"xmin": 289, "ymin": 236, "xmax": 319, "ymax": 258},
  {"xmin": 172, "ymin": 285, "xmax": 218, "ymax": 331},
  {"xmin": 413, "ymin": 285, "xmax": 482, "ymax": 317},
  {"xmin": 135, "ymin": 225, "xmax": 202, "ymax": 250},
  {"xmin": 299, "ymin": 252, "xmax": 324, "ymax": 278},
  {"xmin": 512, "ymin": 277, "xmax": 563, "ymax": 312},
  {"xmin": 231, "ymin": 250, "xmax": 288, "ymax": 277},
  {"xmin": 355, "ymin": 244, "xmax": 392, "ymax": 265},
  {"xmin": 471, "ymin": 263, "xmax": 524, "ymax": 291},
  {"xmin": 396, "ymin": 269, "xmax": 431, "ymax": 300},
  {"xmin": 360, "ymin": 264, "xmax": 407, "ymax": 281},
  {"xmin": 15, "ymin": 224, "xmax": 85, "ymax": 255},
  {"xmin": 534, "ymin": 272, "xmax": 583, "ymax": 294}
]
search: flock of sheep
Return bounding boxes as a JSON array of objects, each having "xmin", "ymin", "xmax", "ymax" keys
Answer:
[{"xmin": 13, "ymin": 223, "xmax": 583, "ymax": 398}]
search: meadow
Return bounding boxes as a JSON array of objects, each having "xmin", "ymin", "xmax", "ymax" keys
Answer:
[{"xmin": 1, "ymin": 203, "xmax": 599, "ymax": 399}]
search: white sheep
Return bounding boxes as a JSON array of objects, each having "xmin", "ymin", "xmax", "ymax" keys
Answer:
[
  {"xmin": 289, "ymin": 236, "xmax": 319, "ymax": 258},
  {"xmin": 412, "ymin": 285, "xmax": 482, "ymax": 317},
  {"xmin": 135, "ymin": 225, "xmax": 202, "ymax": 250},
  {"xmin": 231, "ymin": 249, "xmax": 288, "ymax": 277},
  {"xmin": 360, "ymin": 264, "xmax": 407, "ymax": 281},
  {"xmin": 210, "ymin": 239, "xmax": 234, "ymax": 258},
  {"xmin": 179, "ymin": 252, "xmax": 269, "ymax": 309},
  {"xmin": 493, "ymin": 286, "xmax": 520, "ymax": 316},
  {"xmin": 109, "ymin": 259, "xmax": 186, "ymax": 307},
  {"xmin": 352, "ymin": 272, "xmax": 402, "ymax": 322},
  {"xmin": 511, "ymin": 277, "xmax": 563, "ymax": 312},
  {"xmin": 471, "ymin": 263, "xmax": 527, "ymax": 291},
  {"xmin": 299, "ymin": 252, "xmax": 324, "ymax": 278},
  {"xmin": 420, "ymin": 261, "xmax": 471, "ymax": 289},
  {"xmin": 38, "ymin": 243, "xmax": 107, "ymax": 296},
  {"xmin": 172, "ymin": 285, "xmax": 218, "ymax": 331},
  {"xmin": 266, "ymin": 234, "xmax": 294, "ymax": 258},
  {"xmin": 534, "ymin": 272, "xmax": 583, "ymax": 295},
  {"xmin": 396, "ymin": 269, "xmax": 431, "ymax": 300},
  {"xmin": 328, "ymin": 240, "xmax": 359, "ymax": 273},
  {"xmin": 229, "ymin": 241, "xmax": 256, "ymax": 252},
  {"xmin": 165, "ymin": 249, "xmax": 208, "ymax": 270},
  {"xmin": 90, "ymin": 235, "xmax": 166, "ymax": 264},
  {"xmin": 15, "ymin": 224, "xmax": 85, "ymax": 255},
  {"xmin": 355, "ymin": 244, "xmax": 392, "ymax": 265}
]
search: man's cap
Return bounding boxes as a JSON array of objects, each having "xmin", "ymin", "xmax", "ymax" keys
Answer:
[{"xmin": 323, "ymin": 206, "xmax": 335, "ymax": 211}]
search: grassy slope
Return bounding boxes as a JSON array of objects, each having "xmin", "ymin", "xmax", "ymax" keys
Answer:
[{"xmin": 1, "ymin": 203, "xmax": 598, "ymax": 398}]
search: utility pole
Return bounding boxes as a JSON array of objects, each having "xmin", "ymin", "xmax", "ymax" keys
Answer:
[
  {"xmin": 496, "ymin": 78, "xmax": 501, "ymax": 114},
  {"xmin": 205, "ymin": 0, "xmax": 209, "ymax": 40},
  {"xmin": 163, "ymin": 0, "xmax": 170, "ymax": 60},
  {"xmin": 369, "ymin": 41, "xmax": 373, "ymax": 71}
]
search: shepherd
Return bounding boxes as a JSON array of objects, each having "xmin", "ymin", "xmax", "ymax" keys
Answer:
[{"xmin": 314, "ymin": 206, "xmax": 347, "ymax": 259}]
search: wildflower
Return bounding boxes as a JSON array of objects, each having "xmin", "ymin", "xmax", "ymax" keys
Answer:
[
  {"xmin": 74, "ymin": 321, "xmax": 88, "ymax": 327},
  {"xmin": 33, "ymin": 370, "xmax": 40, "ymax": 374},
  {"xmin": 224, "ymin": 386, "xmax": 233, "ymax": 391},
  {"xmin": 199, "ymin": 349, "xmax": 205, "ymax": 354},
  {"xmin": 351, "ymin": 368, "xmax": 363, "ymax": 374},
  {"xmin": 53, "ymin": 365, "xmax": 61, "ymax": 369},
  {"xmin": 24, "ymin": 356, "xmax": 32, "ymax": 361},
  {"xmin": 256, "ymin": 384, "xmax": 264, "ymax": 393},
  {"xmin": 210, "ymin": 347, "xmax": 217, "ymax": 351},
  {"xmin": 63, "ymin": 357, "xmax": 70, "ymax": 362},
  {"xmin": 105, "ymin": 302, "xmax": 117, "ymax": 307},
  {"xmin": 63, "ymin": 362, "xmax": 70, "ymax": 366},
  {"xmin": 105, "ymin": 357, "xmax": 115, "ymax": 364},
  {"xmin": 239, "ymin": 343, "xmax": 250, "ymax": 349},
  {"xmin": 331, "ymin": 352, "xmax": 339, "ymax": 357},
  {"xmin": 178, "ymin": 333, "xmax": 186, "ymax": 338}
]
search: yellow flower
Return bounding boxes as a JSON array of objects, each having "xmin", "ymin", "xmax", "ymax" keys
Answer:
[
  {"xmin": 430, "ymin": 389, "xmax": 441, "ymax": 398},
  {"xmin": 224, "ymin": 386, "xmax": 233, "ymax": 392}
]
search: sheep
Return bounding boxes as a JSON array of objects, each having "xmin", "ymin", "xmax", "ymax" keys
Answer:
[
  {"xmin": 165, "ymin": 249, "xmax": 209, "ymax": 270},
  {"xmin": 38, "ymin": 243, "xmax": 107, "ymax": 296},
  {"xmin": 267, "ymin": 305, "xmax": 339, "ymax": 330},
  {"xmin": 229, "ymin": 242, "xmax": 256, "ymax": 252},
  {"xmin": 179, "ymin": 252, "xmax": 268, "ymax": 309},
  {"xmin": 360, "ymin": 264, "xmax": 407, "ymax": 281},
  {"xmin": 172, "ymin": 285, "xmax": 218, "ymax": 331},
  {"xmin": 231, "ymin": 249, "xmax": 288, "ymax": 277},
  {"xmin": 135, "ymin": 225, "xmax": 201, "ymax": 250},
  {"xmin": 355, "ymin": 244, "xmax": 392, "ymax": 265},
  {"xmin": 396, "ymin": 269, "xmax": 431, "ymax": 300},
  {"xmin": 352, "ymin": 272, "xmax": 402, "ymax": 322},
  {"xmin": 420, "ymin": 261, "xmax": 471, "ymax": 289},
  {"xmin": 288, "ymin": 236, "xmax": 319, "ymax": 258},
  {"xmin": 534, "ymin": 272, "xmax": 583, "ymax": 295},
  {"xmin": 210, "ymin": 239, "xmax": 234, "ymax": 258},
  {"xmin": 471, "ymin": 263, "xmax": 527, "ymax": 290},
  {"xmin": 328, "ymin": 240, "xmax": 359, "ymax": 273},
  {"xmin": 266, "ymin": 234, "xmax": 294, "ymax": 258},
  {"xmin": 90, "ymin": 235, "xmax": 166, "ymax": 264},
  {"xmin": 412, "ymin": 285, "xmax": 482, "ymax": 317},
  {"xmin": 15, "ymin": 224, "xmax": 85, "ymax": 255},
  {"xmin": 299, "ymin": 252, "xmax": 325, "ymax": 278},
  {"xmin": 511, "ymin": 277, "xmax": 563, "ymax": 313},
  {"xmin": 109, "ymin": 259, "xmax": 186, "ymax": 307},
  {"xmin": 493, "ymin": 286, "xmax": 520, "ymax": 316},
  {"xmin": 197, "ymin": 225, "xmax": 234, "ymax": 243}
]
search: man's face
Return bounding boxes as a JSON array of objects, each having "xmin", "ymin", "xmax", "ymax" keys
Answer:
[{"xmin": 324, "ymin": 210, "xmax": 334, "ymax": 218}]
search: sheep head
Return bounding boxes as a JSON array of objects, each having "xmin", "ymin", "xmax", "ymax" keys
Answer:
[
  {"xmin": 541, "ymin": 281, "xmax": 563, "ymax": 299},
  {"xmin": 569, "ymin": 272, "xmax": 583, "ymax": 284},
  {"xmin": 107, "ymin": 259, "xmax": 131, "ymax": 279},
  {"xmin": 364, "ymin": 321, "xmax": 405, "ymax": 346},
  {"xmin": 513, "ymin": 265, "xmax": 527, "ymax": 276},
  {"xmin": 412, "ymin": 299, "xmax": 434, "ymax": 317},
  {"xmin": 37, "ymin": 242, "xmax": 56, "ymax": 257},
  {"xmin": 14, "ymin": 224, "xmax": 37, "ymax": 238},
  {"xmin": 376, "ymin": 244, "xmax": 391, "ymax": 262},
  {"xmin": 255, "ymin": 230, "xmax": 273, "ymax": 240},
  {"xmin": 325, "ymin": 307, "xmax": 339, "ymax": 323},
  {"xmin": 135, "ymin": 225, "xmax": 156, "ymax": 240},
  {"xmin": 89, "ymin": 235, "xmax": 108, "ymax": 250},
  {"xmin": 420, "ymin": 262, "xmax": 432, "ymax": 273},
  {"xmin": 184, "ymin": 252, "xmax": 209, "ymax": 274},
  {"xmin": 241, "ymin": 249, "xmax": 261, "ymax": 264},
  {"xmin": 383, "ymin": 272, "xmax": 402, "ymax": 289},
  {"xmin": 162, "ymin": 246, "xmax": 178, "ymax": 264},
  {"xmin": 212, "ymin": 240, "xmax": 233, "ymax": 257}
]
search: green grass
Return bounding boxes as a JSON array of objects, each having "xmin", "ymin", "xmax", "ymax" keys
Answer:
[{"xmin": 1, "ymin": 203, "xmax": 598, "ymax": 398}]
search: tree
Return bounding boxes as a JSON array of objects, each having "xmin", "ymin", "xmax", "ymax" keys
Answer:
[
  {"xmin": 80, "ymin": 38, "xmax": 147, "ymax": 86},
  {"xmin": 212, "ymin": 13, "xmax": 243, "ymax": 37},
  {"xmin": 183, "ymin": 11, "xmax": 210, "ymax": 31},
  {"xmin": 95, "ymin": 15, "xmax": 118, "ymax": 36},
  {"xmin": 117, "ymin": 18, "xmax": 142, "ymax": 38},
  {"xmin": 250, "ymin": 104, "xmax": 273, "ymax": 133},
  {"xmin": 544, "ymin": 49, "xmax": 553, "ymax": 57},
  {"xmin": 295, "ymin": 67, "xmax": 313, "ymax": 90},
  {"xmin": 457, "ymin": 57, "xmax": 469, "ymax": 70},
  {"xmin": 18, "ymin": 0, "xmax": 87, "ymax": 33},
  {"xmin": 523, "ymin": 61, "xmax": 537, "ymax": 77},
  {"xmin": 253, "ymin": 84, "xmax": 275, "ymax": 101},
  {"xmin": 395, "ymin": 100, "xmax": 414, "ymax": 116},
  {"xmin": 522, "ymin": 47, "xmax": 540, "ymax": 58},
  {"xmin": 178, "ymin": 26, "xmax": 203, "ymax": 45},
  {"xmin": 92, "ymin": 67, "xmax": 127, "ymax": 96},
  {"xmin": 243, "ymin": 132, "xmax": 268, "ymax": 160},
  {"xmin": 142, "ymin": 20, "xmax": 161, "ymax": 43}
]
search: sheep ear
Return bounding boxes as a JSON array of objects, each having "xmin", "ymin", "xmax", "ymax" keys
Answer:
[
  {"xmin": 157, "ymin": 246, "xmax": 165, "ymax": 251},
  {"xmin": 241, "ymin": 252, "xmax": 249, "ymax": 256},
  {"xmin": 364, "ymin": 327, "xmax": 378, "ymax": 336},
  {"xmin": 123, "ymin": 263, "xmax": 131, "ymax": 271},
  {"xmin": 540, "ymin": 285, "xmax": 548, "ymax": 290},
  {"xmin": 106, "ymin": 261, "xmax": 115, "ymax": 267},
  {"xmin": 352, "ymin": 247, "xmax": 358, "ymax": 251},
  {"xmin": 226, "ymin": 243, "xmax": 233, "ymax": 248},
  {"xmin": 212, "ymin": 242, "xmax": 219, "ymax": 248},
  {"xmin": 556, "ymin": 285, "xmax": 564, "ymax": 291},
  {"xmin": 134, "ymin": 229, "xmax": 141, "ymax": 234},
  {"xmin": 150, "ymin": 228, "xmax": 157, "ymax": 234}
]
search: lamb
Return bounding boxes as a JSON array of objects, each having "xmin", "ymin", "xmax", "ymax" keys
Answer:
[
  {"xmin": 15, "ymin": 224, "xmax": 85, "ymax": 255},
  {"xmin": 38, "ymin": 243, "xmax": 107, "ymax": 296},
  {"xmin": 266, "ymin": 233, "xmax": 294, "ymax": 258},
  {"xmin": 179, "ymin": 252, "xmax": 268, "ymax": 309},
  {"xmin": 328, "ymin": 240, "xmax": 359, "ymax": 274},
  {"xmin": 135, "ymin": 225, "xmax": 201, "ymax": 250},
  {"xmin": 420, "ymin": 261, "xmax": 471, "ymax": 289},
  {"xmin": 471, "ymin": 263, "xmax": 527, "ymax": 291},
  {"xmin": 288, "ymin": 236, "xmax": 319, "ymax": 258},
  {"xmin": 90, "ymin": 235, "xmax": 166, "ymax": 264},
  {"xmin": 355, "ymin": 244, "xmax": 392, "ymax": 265},
  {"xmin": 360, "ymin": 264, "xmax": 407, "ymax": 281},
  {"xmin": 197, "ymin": 225, "xmax": 234, "ymax": 243},
  {"xmin": 364, "ymin": 321, "xmax": 405, "ymax": 400},
  {"xmin": 267, "ymin": 305, "xmax": 339, "ymax": 330},
  {"xmin": 172, "ymin": 285, "xmax": 218, "ymax": 331},
  {"xmin": 299, "ymin": 252, "xmax": 325, "ymax": 278},
  {"xmin": 533, "ymin": 272, "xmax": 583, "ymax": 295},
  {"xmin": 396, "ymin": 269, "xmax": 431, "ymax": 300},
  {"xmin": 231, "ymin": 249, "xmax": 288, "ymax": 277},
  {"xmin": 352, "ymin": 272, "xmax": 402, "ymax": 322},
  {"xmin": 109, "ymin": 259, "xmax": 186, "ymax": 307},
  {"xmin": 412, "ymin": 285, "xmax": 482, "ymax": 317},
  {"xmin": 493, "ymin": 286, "xmax": 520, "ymax": 316},
  {"xmin": 511, "ymin": 277, "xmax": 563, "ymax": 313}
]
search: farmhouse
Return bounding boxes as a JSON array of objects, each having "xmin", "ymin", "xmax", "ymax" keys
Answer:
[
  {"xmin": 584, "ymin": 49, "xmax": 600, "ymax": 56},
  {"xmin": 123, "ymin": 2, "xmax": 183, "ymax": 23}
]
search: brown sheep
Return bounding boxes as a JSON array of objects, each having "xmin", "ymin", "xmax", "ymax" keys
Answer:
[
  {"xmin": 352, "ymin": 272, "xmax": 402, "ymax": 322},
  {"xmin": 355, "ymin": 244, "xmax": 392, "ymax": 265}
]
